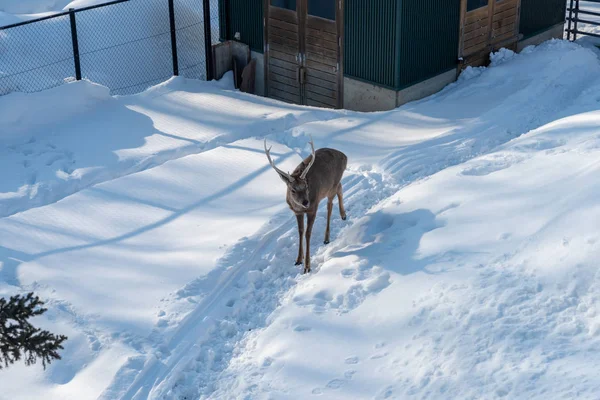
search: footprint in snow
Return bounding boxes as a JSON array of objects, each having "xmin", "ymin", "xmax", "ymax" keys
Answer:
[
  {"xmin": 345, "ymin": 356, "xmax": 359, "ymax": 365},
  {"xmin": 326, "ymin": 379, "xmax": 346, "ymax": 389},
  {"xmin": 344, "ymin": 370, "xmax": 357, "ymax": 379},
  {"xmin": 294, "ymin": 325, "xmax": 312, "ymax": 332}
]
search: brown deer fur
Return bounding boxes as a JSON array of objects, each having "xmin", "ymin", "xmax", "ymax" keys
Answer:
[{"xmin": 264, "ymin": 138, "xmax": 347, "ymax": 273}]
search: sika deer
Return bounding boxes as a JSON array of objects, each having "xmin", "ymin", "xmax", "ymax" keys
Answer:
[{"xmin": 264, "ymin": 137, "xmax": 347, "ymax": 273}]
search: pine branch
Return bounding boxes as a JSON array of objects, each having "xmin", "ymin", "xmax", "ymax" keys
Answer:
[{"xmin": 0, "ymin": 293, "xmax": 67, "ymax": 370}]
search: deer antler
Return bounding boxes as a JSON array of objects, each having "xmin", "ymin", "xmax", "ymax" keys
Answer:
[
  {"xmin": 300, "ymin": 135, "xmax": 316, "ymax": 180},
  {"xmin": 264, "ymin": 139, "xmax": 294, "ymax": 182}
]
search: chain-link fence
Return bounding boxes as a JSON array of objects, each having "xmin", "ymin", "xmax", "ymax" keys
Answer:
[{"xmin": 0, "ymin": 0, "xmax": 220, "ymax": 96}]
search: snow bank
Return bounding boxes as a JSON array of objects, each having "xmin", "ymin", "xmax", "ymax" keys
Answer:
[{"xmin": 0, "ymin": 79, "xmax": 110, "ymax": 140}]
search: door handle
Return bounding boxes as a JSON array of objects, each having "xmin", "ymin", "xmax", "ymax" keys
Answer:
[{"xmin": 298, "ymin": 67, "xmax": 306, "ymax": 85}]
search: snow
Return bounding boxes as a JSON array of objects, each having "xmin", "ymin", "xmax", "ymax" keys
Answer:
[{"xmin": 3, "ymin": 37, "xmax": 600, "ymax": 400}]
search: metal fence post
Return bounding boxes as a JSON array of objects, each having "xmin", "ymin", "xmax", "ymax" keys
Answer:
[
  {"xmin": 203, "ymin": 0, "xmax": 214, "ymax": 80},
  {"xmin": 168, "ymin": 0, "xmax": 179, "ymax": 76},
  {"xmin": 69, "ymin": 8, "xmax": 82, "ymax": 80},
  {"xmin": 574, "ymin": 0, "xmax": 579, "ymax": 41},
  {"xmin": 567, "ymin": 0, "xmax": 574, "ymax": 40}
]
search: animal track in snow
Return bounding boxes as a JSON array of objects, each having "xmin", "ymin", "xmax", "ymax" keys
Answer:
[{"xmin": 345, "ymin": 356, "xmax": 359, "ymax": 364}]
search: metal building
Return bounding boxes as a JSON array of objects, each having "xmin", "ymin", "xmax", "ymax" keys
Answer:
[{"xmin": 218, "ymin": 0, "xmax": 566, "ymax": 111}]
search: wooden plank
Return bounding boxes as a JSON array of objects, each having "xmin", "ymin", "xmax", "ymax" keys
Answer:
[
  {"xmin": 269, "ymin": 6, "xmax": 297, "ymax": 24},
  {"xmin": 305, "ymin": 34, "xmax": 337, "ymax": 52},
  {"xmin": 463, "ymin": 31, "xmax": 489, "ymax": 50},
  {"xmin": 306, "ymin": 51, "xmax": 337, "ymax": 68},
  {"xmin": 491, "ymin": 30, "xmax": 517, "ymax": 45},
  {"xmin": 464, "ymin": 18, "xmax": 489, "ymax": 34},
  {"xmin": 493, "ymin": 8, "xmax": 517, "ymax": 22},
  {"xmin": 270, "ymin": 89, "xmax": 300, "ymax": 103},
  {"xmin": 463, "ymin": 39, "xmax": 489, "ymax": 56},
  {"xmin": 306, "ymin": 59, "xmax": 337, "ymax": 74},
  {"xmin": 492, "ymin": 22, "xmax": 515, "ymax": 38},
  {"xmin": 306, "ymin": 27, "xmax": 337, "ymax": 44},
  {"xmin": 306, "ymin": 90, "xmax": 337, "ymax": 107},
  {"xmin": 269, "ymin": 18, "xmax": 298, "ymax": 33},
  {"xmin": 269, "ymin": 84, "xmax": 300, "ymax": 102},
  {"xmin": 270, "ymin": 49, "xmax": 298, "ymax": 64},
  {"xmin": 269, "ymin": 71, "xmax": 299, "ymax": 88},
  {"xmin": 305, "ymin": 74, "xmax": 338, "ymax": 91},
  {"xmin": 465, "ymin": 7, "xmax": 489, "ymax": 25},
  {"xmin": 269, "ymin": 25, "xmax": 299, "ymax": 42},
  {"xmin": 271, "ymin": 94, "xmax": 294, "ymax": 104},
  {"xmin": 306, "ymin": 15, "xmax": 336, "ymax": 34},
  {"xmin": 270, "ymin": 64, "xmax": 297, "ymax": 79},
  {"xmin": 492, "ymin": 38, "xmax": 518, "ymax": 52},
  {"xmin": 493, "ymin": 16, "xmax": 517, "ymax": 29},
  {"xmin": 494, "ymin": 13, "xmax": 518, "ymax": 28},
  {"xmin": 494, "ymin": 0, "xmax": 518, "ymax": 14},
  {"xmin": 486, "ymin": 0, "xmax": 496, "ymax": 55},
  {"xmin": 306, "ymin": 98, "xmax": 335, "ymax": 109},
  {"xmin": 269, "ymin": 36, "xmax": 299, "ymax": 54},
  {"xmin": 465, "ymin": 53, "xmax": 489, "ymax": 68},
  {"xmin": 306, "ymin": 68, "xmax": 337, "ymax": 83},
  {"xmin": 464, "ymin": 25, "xmax": 488, "ymax": 42},
  {"xmin": 270, "ymin": 57, "xmax": 298, "ymax": 72},
  {"xmin": 305, "ymin": 83, "xmax": 337, "ymax": 99},
  {"xmin": 336, "ymin": 0, "xmax": 344, "ymax": 109},
  {"xmin": 305, "ymin": 43, "xmax": 337, "ymax": 60},
  {"xmin": 458, "ymin": 0, "xmax": 468, "ymax": 57}
]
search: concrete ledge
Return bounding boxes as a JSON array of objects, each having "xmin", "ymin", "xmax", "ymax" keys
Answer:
[
  {"xmin": 396, "ymin": 69, "xmax": 457, "ymax": 107},
  {"xmin": 517, "ymin": 23, "xmax": 565, "ymax": 52},
  {"xmin": 343, "ymin": 69, "xmax": 458, "ymax": 112},
  {"xmin": 343, "ymin": 77, "xmax": 398, "ymax": 112}
]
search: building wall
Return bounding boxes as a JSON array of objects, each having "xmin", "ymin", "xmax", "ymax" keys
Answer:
[
  {"xmin": 397, "ymin": 0, "xmax": 461, "ymax": 89},
  {"xmin": 344, "ymin": 0, "xmax": 398, "ymax": 89},
  {"xmin": 520, "ymin": 0, "xmax": 566, "ymax": 39},
  {"xmin": 219, "ymin": 0, "xmax": 263, "ymax": 53}
]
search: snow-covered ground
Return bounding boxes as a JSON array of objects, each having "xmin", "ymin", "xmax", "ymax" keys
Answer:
[
  {"xmin": 3, "ymin": 38, "xmax": 600, "ymax": 400},
  {"xmin": 0, "ymin": 0, "xmax": 105, "ymax": 25}
]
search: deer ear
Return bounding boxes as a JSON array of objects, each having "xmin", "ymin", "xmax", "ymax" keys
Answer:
[{"xmin": 279, "ymin": 172, "xmax": 294, "ymax": 184}]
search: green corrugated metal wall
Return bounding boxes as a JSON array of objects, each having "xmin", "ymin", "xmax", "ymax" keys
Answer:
[
  {"xmin": 344, "ymin": 0, "xmax": 460, "ymax": 90},
  {"xmin": 520, "ymin": 0, "xmax": 566, "ymax": 39},
  {"xmin": 344, "ymin": 0, "xmax": 398, "ymax": 88},
  {"xmin": 219, "ymin": 0, "xmax": 264, "ymax": 53},
  {"xmin": 397, "ymin": 0, "xmax": 460, "ymax": 88}
]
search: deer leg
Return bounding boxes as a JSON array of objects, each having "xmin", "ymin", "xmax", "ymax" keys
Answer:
[
  {"xmin": 295, "ymin": 214, "xmax": 304, "ymax": 266},
  {"xmin": 304, "ymin": 211, "xmax": 317, "ymax": 274},
  {"xmin": 324, "ymin": 198, "xmax": 333, "ymax": 244},
  {"xmin": 337, "ymin": 183, "xmax": 347, "ymax": 220}
]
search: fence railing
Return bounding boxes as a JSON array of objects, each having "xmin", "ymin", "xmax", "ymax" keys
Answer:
[
  {"xmin": 566, "ymin": 0, "xmax": 600, "ymax": 40},
  {"xmin": 0, "ymin": 0, "xmax": 219, "ymax": 96}
]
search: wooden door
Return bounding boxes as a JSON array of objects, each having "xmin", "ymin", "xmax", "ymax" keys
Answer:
[
  {"xmin": 264, "ymin": 0, "xmax": 343, "ymax": 108},
  {"xmin": 302, "ymin": 0, "xmax": 343, "ymax": 108},
  {"xmin": 459, "ymin": 0, "xmax": 521, "ymax": 68},
  {"xmin": 264, "ymin": 0, "xmax": 302, "ymax": 104}
]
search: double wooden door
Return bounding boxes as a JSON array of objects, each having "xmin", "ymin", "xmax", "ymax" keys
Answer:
[
  {"xmin": 264, "ymin": 0, "xmax": 343, "ymax": 108},
  {"xmin": 459, "ymin": 0, "xmax": 522, "ymax": 67}
]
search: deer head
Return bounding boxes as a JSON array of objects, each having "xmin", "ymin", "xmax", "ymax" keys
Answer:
[{"xmin": 264, "ymin": 137, "xmax": 316, "ymax": 209}]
